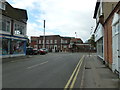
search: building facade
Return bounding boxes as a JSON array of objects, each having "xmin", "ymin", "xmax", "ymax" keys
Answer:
[
  {"xmin": 103, "ymin": 2, "xmax": 120, "ymax": 73},
  {"xmin": 93, "ymin": 0, "xmax": 118, "ymax": 63},
  {"xmin": 30, "ymin": 35, "xmax": 83, "ymax": 52},
  {"xmin": 0, "ymin": 1, "xmax": 28, "ymax": 58},
  {"xmin": 94, "ymin": 0, "xmax": 120, "ymax": 75}
]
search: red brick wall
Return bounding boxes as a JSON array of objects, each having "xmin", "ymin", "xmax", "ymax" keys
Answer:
[{"xmin": 104, "ymin": 2, "xmax": 120, "ymax": 68}]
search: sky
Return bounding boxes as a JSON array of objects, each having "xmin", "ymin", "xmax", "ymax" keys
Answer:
[{"xmin": 7, "ymin": 0, "xmax": 97, "ymax": 42}]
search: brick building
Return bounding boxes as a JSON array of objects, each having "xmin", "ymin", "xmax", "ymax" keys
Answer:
[
  {"xmin": 30, "ymin": 35, "xmax": 77, "ymax": 52},
  {"xmin": 94, "ymin": 0, "xmax": 117, "ymax": 62},
  {"xmin": 103, "ymin": 2, "xmax": 120, "ymax": 72},
  {"xmin": 94, "ymin": 0, "xmax": 120, "ymax": 74}
]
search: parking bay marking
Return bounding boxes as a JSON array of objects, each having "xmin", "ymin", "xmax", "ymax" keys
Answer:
[
  {"xmin": 64, "ymin": 55, "xmax": 84, "ymax": 89},
  {"xmin": 27, "ymin": 61, "xmax": 48, "ymax": 69}
]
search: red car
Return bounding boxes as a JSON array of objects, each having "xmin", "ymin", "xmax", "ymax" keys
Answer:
[{"xmin": 38, "ymin": 48, "xmax": 48, "ymax": 55}]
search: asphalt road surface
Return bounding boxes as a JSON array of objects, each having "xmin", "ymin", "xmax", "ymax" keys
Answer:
[{"xmin": 3, "ymin": 52, "xmax": 85, "ymax": 88}]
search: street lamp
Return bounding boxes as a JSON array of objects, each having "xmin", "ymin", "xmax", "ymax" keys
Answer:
[{"xmin": 43, "ymin": 20, "xmax": 45, "ymax": 48}]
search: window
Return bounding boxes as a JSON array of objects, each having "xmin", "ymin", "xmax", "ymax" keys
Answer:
[
  {"xmin": 50, "ymin": 40, "xmax": 53, "ymax": 44},
  {"xmin": 12, "ymin": 40, "xmax": 25, "ymax": 54},
  {"xmin": 39, "ymin": 40, "xmax": 41, "ymax": 44},
  {"xmin": 2, "ymin": 38, "xmax": 9, "ymax": 55},
  {"xmin": 61, "ymin": 39, "xmax": 63, "ymax": 43},
  {"xmin": 0, "ymin": 2, "xmax": 6, "ymax": 10},
  {"xmin": 46, "ymin": 40, "xmax": 49, "ymax": 44},
  {"xmin": 14, "ymin": 23, "xmax": 25, "ymax": 35},
  {"xmin": 6, "ymin": 21, "xmax": 10, "ymax": 32},
  {"xmin": 54, "ymin": 40, "xmax": 57, "ymax": 44},
  {"xmin": 63, "ymin": 45, "xmax": 67, "ymax": 48},
  {"xmin": 2, "ymin": 19, "xmax": 10, "ymax": 32},
  {"xmin": 65, "ymin": 40, "xmax": 67, "ymax": 44}
]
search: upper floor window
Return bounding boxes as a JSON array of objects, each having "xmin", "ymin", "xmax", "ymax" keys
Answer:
[
  {"xmin": 65, "ymin": 40, "xmax": 67, "ymax": 44},
  {"xmin": 0, "ymin": 1, "xmax": 6, "ymax": 10},
  {"xmin": 46, "ymin": 40, "xmax": 49, "ymax": 44},
  {"xmin": 39, "ymin": 40, "xmax": 41, "ymax": 44},
  {"xmin": 50, "ymin": 40, "xmax": 53, "ymax": 44},
  {"xmin": 1, "ymin": 19, "xmax": 11, "ymax": 32},
  {"xmin": 54, "ymin": 40, "xmax": 57, "ymax": 44},
  {"xmin": 14, "ymin": 22, "xmax": 25, "ymax": 35}
]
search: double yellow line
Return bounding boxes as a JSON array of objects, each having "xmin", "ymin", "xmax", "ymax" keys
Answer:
[{"xmin": 64, "ymin": 55, "xmax": 84, "ymax": 89}]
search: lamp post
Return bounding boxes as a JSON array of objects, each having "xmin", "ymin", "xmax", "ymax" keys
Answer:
[{"xmin": 43, "ymin": 20, "xmax": 45, "ymax": 48}]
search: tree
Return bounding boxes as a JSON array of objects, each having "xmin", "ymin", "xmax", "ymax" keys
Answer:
[{"xmin": 88, "ymin": 34, "xmax": 96, "ymax": 48}]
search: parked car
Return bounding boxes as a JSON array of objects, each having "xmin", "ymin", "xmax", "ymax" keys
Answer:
[
  {"xmin": 26, "ymin": 47, "xmax": 34, "ymax": 55},
  {"xmin": 33, "ymin": 48, "xmax": 39, "ymax": 55},
  {"xmin": 38, "ymin": 48, "xmax": 48, "ymax": 55},
  {"xmin": 26, "ymin": 47, "xmax": 38, "ymax": 55}
]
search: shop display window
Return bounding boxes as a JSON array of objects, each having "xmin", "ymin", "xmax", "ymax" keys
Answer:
[
  {"xmin": 12, "ymin": 40, "xmax": 25, "ymax": 54},
  {"xmin": 2, "ymin": 38, "xmax": 9, "ymax": 55}
]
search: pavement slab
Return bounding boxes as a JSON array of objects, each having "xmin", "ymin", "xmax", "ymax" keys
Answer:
[{"xmin": 82, "ymin": 55, "xmax": 120, "ymax": 88}]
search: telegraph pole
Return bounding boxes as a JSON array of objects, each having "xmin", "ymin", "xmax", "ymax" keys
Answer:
[{"xmin": 43, "ymin": 20, "xmax": 45, "ymax": 48}]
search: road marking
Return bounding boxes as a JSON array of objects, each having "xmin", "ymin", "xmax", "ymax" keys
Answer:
[
  {"xmin": 70, "ymin": 56, "xmax": 84, "ymax": 89},
  {"xmin": 27, "ymin": 61, "xmax": 48, "ymax": 69},
  {"xmin": 64, "ymin": 55, "xmax": 84, "ymax": 89}
]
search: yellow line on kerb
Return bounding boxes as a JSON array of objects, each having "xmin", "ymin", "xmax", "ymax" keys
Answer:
[{"xmin": 64, "ymin": 55, "xmax": 84, "ymax": 89}]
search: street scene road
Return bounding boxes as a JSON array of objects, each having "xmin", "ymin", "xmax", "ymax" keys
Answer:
[
  {"xmin": 3, "ymin": 53, "xmax": 85, "ymax": 88},
  {"xmin": 1, "ymin": 0, "xmax": 120, "ymax": 89}
]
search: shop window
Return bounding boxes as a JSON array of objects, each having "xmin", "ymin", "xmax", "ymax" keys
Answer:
[
  {"xmin": 12, "ymin": 40, "xmax": 25, "ymax": 54},
  {"xmin": 2, "ymin": 38, "xmax": 9, "ymax": 55}
]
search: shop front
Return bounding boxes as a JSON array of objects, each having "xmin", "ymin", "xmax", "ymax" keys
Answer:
[
  {"xmin": 94, "ymin": 23, "xmax": 104, "ymax": 60},
  {"xmin": 0, "ymin": 34, "xmax": 27, "ymax": 58}
]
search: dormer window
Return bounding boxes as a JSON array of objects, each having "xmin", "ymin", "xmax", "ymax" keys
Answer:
[{"xmin": 0, "ymin": 0, "xmax": 6, "ymax": 10}]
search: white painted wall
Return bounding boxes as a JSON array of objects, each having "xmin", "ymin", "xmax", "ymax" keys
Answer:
[{"xmin": 112, "ymin": 13, "xmax": 120, "ymax": 74}]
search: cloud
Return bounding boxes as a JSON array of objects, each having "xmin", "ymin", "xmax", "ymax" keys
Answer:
[{"xmin": 7, "ymin": 0, "xmax": 96, "ymax": 42}]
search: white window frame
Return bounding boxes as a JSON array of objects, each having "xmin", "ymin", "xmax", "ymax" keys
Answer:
[
  {"xmin": 14, "ymin": 20, "xmax": 26, "ymax": 36},
  {"xmin": 39, "ymin": 40, "xmax": 41, "ymax": 44},
  {"xmin": 54, "ymin": 40, "xmax": 57, "ymax": 44},
  {"xmin": 46, "ymin": 40, "xmax": 49, "ymax": 44},
  {"xmin": 0, "ymin": 16, "xmax": 11, "ymax": 34},
  {"xmin": 0, "ymin": 1, "xmax": 6, "ymax": 10},
  {"xmin": 50, "ymin": 40, "xmax": 53, "ymax": 44}
]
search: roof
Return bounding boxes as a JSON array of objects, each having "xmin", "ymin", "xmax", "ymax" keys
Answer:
[
  {"xmin": 93, "ymin": 0, "xmax": 100, "ymax": 19},
  {"xmin": 2, "ymin": 2, "xmax": 28, "ymax": 23}
]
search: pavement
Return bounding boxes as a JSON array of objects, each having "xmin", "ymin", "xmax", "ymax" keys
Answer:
[{"xmin": 81, "ymin": 54, "xmax": 120, "ymax": 88}]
